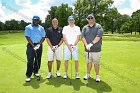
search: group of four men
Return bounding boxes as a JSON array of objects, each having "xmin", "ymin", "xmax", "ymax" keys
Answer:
[{"xmin": 24, "ymin": 14, "xmax": 103, "ymax": 82}]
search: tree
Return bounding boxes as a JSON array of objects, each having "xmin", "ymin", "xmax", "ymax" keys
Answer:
[
  {"xmin": 131, "ymin": 9, "xmax": 140, "ymax": 34},
  {"xmin": 55, "ymin": 3, "xmax": 73, "ymax": 27},
  {"xmin": 116, "ymin": 14, "xmax": 131, "ymax": 34},
  {"xmin": 45, "ymin": 4, "xmax": 73, "ymax": 29},
  {"xmin": 19, "ymin": 20, "xmax": 28, "ymax": 30},
  {"xmin": 0, "ymin": 21, "xmax": 5, "ymax": 31},
  {"xmin": 45, "ymin": 6, "xmax": 58, "ymax": 29},
  {"xmin": 104, "ymin": 8, "xmax": 119, "ymax": 34},
  {"xmin": 74, "ymin": 0, "xmax": 114, "ymax": 28},
  {"xmin": 5, "ymin": 19, "xmax": 20, "ymax": 31},
  {"xmin": 45, "ymin": 14, "xmax": 52, "ymax": 29}
]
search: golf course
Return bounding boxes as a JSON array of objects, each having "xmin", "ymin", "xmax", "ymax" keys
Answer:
[{"xmin": 0, "ymin": 32, "xmax": 140, "ymax": 93}]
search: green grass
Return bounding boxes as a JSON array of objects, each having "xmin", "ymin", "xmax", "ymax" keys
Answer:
[{"xmin": 0, "ymin": 32, "xmax": 140, "ymax": 93}]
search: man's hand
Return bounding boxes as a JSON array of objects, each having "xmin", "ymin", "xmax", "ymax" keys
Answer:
[
  {"xmin": 34, "ymin": 44, "xmax": 40, "ymax": 51},
  {"xmin": 53, "ymin": 45, "xmax": 59, "ymax": 49},
  {"xmin": 68, "ymin": 45, "xmax": 72, "ymax": 52},
  {"xmin": 70, "ymin": 45, "xmax": 76, "ymax": 51},
  {"xmin": 86, "ymin": 43, "xmax": 93, "ymax": 51},
  {"xmin": 52, "ymin": 45, "xmax": 59, "ymax": 52}
]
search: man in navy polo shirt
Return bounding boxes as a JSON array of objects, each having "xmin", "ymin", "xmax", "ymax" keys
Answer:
[
  {"xmin": 46, "ymin": 18, "xmax": 63, "ymax": 79},
  {"xmin": 24, "ymin": 16, "xmax": 45, "ymax": 82}
]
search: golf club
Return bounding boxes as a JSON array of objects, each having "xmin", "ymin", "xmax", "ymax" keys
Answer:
[
  {"xmin": 84, "ymin": 50, "xmax": 90, "ymax": 85},
  {"xmin": 70, "ymin": 45, "xmax": 73, "ymax": 85},
  {"xmin": 34, "ymin": 50, "xmax": 40, "ymax": 81},
  {"xmin": 53, "ymin": 50, "xmax": 55, "ymax": 78}
]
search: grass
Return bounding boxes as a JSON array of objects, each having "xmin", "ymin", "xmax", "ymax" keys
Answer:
[{"xmin": 0, "ymin": 32, "xmax": 140, "ymax": 93}]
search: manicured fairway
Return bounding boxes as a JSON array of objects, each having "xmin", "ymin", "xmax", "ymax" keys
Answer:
[{"xmin": 0, "ymin": 32, "xmax": 140, "ymax": 93}]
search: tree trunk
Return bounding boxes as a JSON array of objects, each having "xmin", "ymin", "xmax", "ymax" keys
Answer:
[{"xmin": 131, "ymin": 30, "xmax": 132, "ymax": 35}]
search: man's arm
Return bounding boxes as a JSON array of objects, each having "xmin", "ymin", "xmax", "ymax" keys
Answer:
[
  {"xmin": 46, "ymin": 38, "xmax": 53, "ymax": 49},
  {"xmin": 92, "ymin": 37, "xmax": 101, "ymax": 44},
  {"xmin": 74, "ymin": 35, "xmax": 80, "ymax": 46},
  {"xmin": 63, "ymin": 34, "xmax": 70, "ymax": 46},
  {"xmin": 25, "ymin": 36, "xmax": 34, "ymax": 47},
  {"xmin": 63, "ymin": 34, "xmax": 72, "ymax": 51},
  {"xmin": 58, "ymin": 38, "xmax": 63, "ymax": 46},
  {"xmin": 39, "ymin": 37, "xmax": 45, "ymax": 45},
  {"xmin": 82, "ymin": 37, "xmax": 88, "ymax": 46},
  {"xmin": 92, "ymin": 25, "xmax": 103, "ymax": 44}
]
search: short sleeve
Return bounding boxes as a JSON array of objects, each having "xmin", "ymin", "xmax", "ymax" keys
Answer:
[
  {"xmin": 41, "ymin": 27, "xmax": 46, "ymax": 37},
  {"xmin": 24, "ymin": 26, "xmax": 30, "ymax": 37},
  {"xmin": 60, "ymin": 28, "xmax": 63, "ymax": 38},
  {"xmin": 62, "ymin": 26, "xmax": 66, "ymax": 35},
  {"xmin": 45, "ymin": 28, "xmax": 50, "ymax": 38},
  {"xmin": 81, "ymin": 27, "xmax": 86, "ymax": 38},
  {"xmin": 96, "ymin": 25, "xmax": 103, "ymax": 38},
  {"xmin": 76, "ymin": 27, "xmax": 81, "ymax": 35}
]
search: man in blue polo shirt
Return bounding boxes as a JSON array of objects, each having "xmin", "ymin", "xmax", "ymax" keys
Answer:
[{"xmin": 24, "ymin": 16, "xmax": 45, "ymax": 82}]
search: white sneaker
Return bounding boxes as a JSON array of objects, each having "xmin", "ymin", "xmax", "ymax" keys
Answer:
[
  {"xmin": 34, "ymin": 73, "xmax": 40, "ymax": 77},
  {"xmin": 63, "ymin": 73, "xmax": 68, "ymax": 79},
  {"xmin": 83, "ymin": 74, "xmax": 90, "ymax": 80},
  {"xmin": 46, "ymin": 72, "xmax": 52, "ymax": 79},
  {"xmin": 96, "ymin": 75, "xmax": 100, "ymax": 82},
  {"xmin": 75, "ymin": 73, "xmax": 80, "ymax": 79},
  {"xmin": 26, "ymin": 77, "xmax": 31, "ymax": 82},
  {"xmin": 56, "ymin": 71, "xmax": 61, "ymax": 77}
]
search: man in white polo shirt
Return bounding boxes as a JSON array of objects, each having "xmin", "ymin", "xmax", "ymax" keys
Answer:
[{"xmin": 62, "ymin": 15, "xmax": 81, "ymax": 79}]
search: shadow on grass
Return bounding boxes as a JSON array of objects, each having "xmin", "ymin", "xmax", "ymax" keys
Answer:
[
  {"xmin": 46, "ymin": 77, "xmax": 112, "ymax": 93},
  {"xmin": 86, "ymin": 78, "xmax": 112, "ymax": 93},
  {"xmin": 46, "ymin": 76, "xmax": 85, "ymax": 91},
  {"xmin": 23, "ymin": 76, "xmax": 46, "ymax": 89}
]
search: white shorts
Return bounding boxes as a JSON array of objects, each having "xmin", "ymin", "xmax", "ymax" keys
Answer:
[
  {"xmin": 47, "ymin": 45, "xmax": 62, "ymax": 61},
  {"xmin": 84, "ymin": 52, "xmax": 101, "ymax": 64},
  {"xmin": 64, "ymin": 45, "xmax": 78, "ymax": 61}
]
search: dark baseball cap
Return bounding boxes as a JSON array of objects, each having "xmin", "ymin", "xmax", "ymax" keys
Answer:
[{"xmin": 87, "ymin": 14, "xmax": 94, "ymax": 18}]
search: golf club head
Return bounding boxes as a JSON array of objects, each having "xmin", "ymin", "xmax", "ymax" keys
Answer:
[{"xmin": 37, "ymin": 76, "xmax": 40, "ymax": 81}]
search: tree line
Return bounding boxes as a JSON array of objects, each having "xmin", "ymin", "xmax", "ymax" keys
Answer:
[{"xmin": 0, "ymin": 0, "xmax": 140, "ymax": 34}]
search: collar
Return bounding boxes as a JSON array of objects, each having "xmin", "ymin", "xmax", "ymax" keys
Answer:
[
  {"xmin": 87, "ymin": 23, "xmax": 96, "ymax": 27},
  {"xmin": 32, "ymin": 24, "xmax": 39, "ymax": 27},
  {"xmin": 52, "ymin": 27, "xmax": 58, "ymax": 31},
  {"xmin": 68, "ymin": 25, "xmax": 75, "ymax": 28}
]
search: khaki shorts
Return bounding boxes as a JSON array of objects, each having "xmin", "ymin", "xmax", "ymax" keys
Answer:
[
  {"xmin": 47, "ymin": 45, "xmax": 62, "ymax": 61},
  {"xmin": 84, "ymin": 52, "xmax": 101, "ymax": 64}
]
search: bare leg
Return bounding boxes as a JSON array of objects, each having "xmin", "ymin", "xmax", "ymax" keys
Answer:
[
  {"xmin": 56, "ymin": 60, "xmax": 61, "ymax": 71},
  {"xmin": 48, "ymin": 61, "xmax": 53, "ymax": 72},
  {"xmin": 75, "ymin": 60, "xmax": 78, "ymax": 72},
  {"xmin": 87, "ymin": 63, "xmax": 92, "ymax": 74},
  {"xmin": 94, "ymin": 64, "xmax": 100, "ymax": 75},
  {"xmin": 64, "ymin": 60, "xmax": 68, "ymax": 73}
]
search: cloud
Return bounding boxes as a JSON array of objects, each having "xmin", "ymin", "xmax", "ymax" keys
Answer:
[
  {"xmin": 0, "ymin": 0, "xmax": 55, "ymax": 22},
  {"xmin": 113, "ymin": 0, "xmax": 140, "ymax": 15},
  {"xmin": 112, "ymin": 0, "xmax": 125, "ymax": 6},
  {"xmin": 15, "ymin": 0, "xmax": 32, "ymax": 7},
  {"xmin": 118, "ymin": 8, "xmax": 133, "ymax": 15},
  {"xmin": 0, "ymin": 1, "xmax": 6, "ymax": 22},
  {"xmin": 129, "ymin": 0, "xmax": 140, "ymax": 11}
]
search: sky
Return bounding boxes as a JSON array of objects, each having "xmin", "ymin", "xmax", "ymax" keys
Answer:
[{"xmin": 0, "ymin": 0, "xmax": 140, "ymax": 22}]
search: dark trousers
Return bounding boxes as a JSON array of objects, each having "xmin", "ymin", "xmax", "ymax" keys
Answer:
[{"xmin": 26, "ymin": 43, "xmax": 42, "ymax": 77}]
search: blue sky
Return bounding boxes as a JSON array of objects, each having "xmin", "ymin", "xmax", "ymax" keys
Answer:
[{"xmin": 0, "ymin": 0, "xmax": 140, "ymax": 22}]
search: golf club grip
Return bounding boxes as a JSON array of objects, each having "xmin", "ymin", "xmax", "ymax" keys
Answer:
[{"xmin": 88, "ymin": 51, "xmax": 89, "ymax": 59}]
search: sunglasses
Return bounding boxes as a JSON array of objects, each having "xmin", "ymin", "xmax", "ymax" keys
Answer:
[
  {"xmin": 33, "ymin": 19, "xmax": 39, "ymax": 21},
  {"xmin": 87, "ymin": 17, "xmax": 93, "ymax": 20}
]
